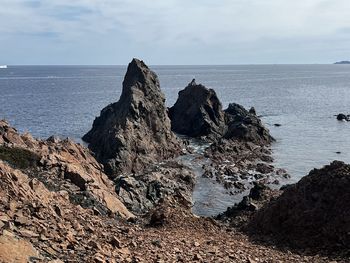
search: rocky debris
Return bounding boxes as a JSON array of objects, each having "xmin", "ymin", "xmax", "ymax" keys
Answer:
[
  {"xmin": 0, "ymin": 159, "xmax": 136, "ymax": 262},
  {"xmin": 336, "ymin": 113, "xmax": 350, "ymax": 121},
  {"xmin": 224, "ymin": 103, "xmax": 274, "ymax": 145},
  {"xmin": 168, "ymin": 81, "xmax": 276, "ymax": 195},
  {"xmin": 249, "ymin": 161, "xmax": 350, "ymax": 251},
  {"xmin": 0, "ymin": 121, "xmax": 346, "ymax": 262},
  {"xmin": 115, "ymin": 161, "xmax": 195, "ymax": 213},
  {"xmin": 0, "ymin": 120, "xmax": 133, "ymax": 219},
  {"xmin": 83, "ymin": 58, "xmax": 181, "ymax": 176},
  {"xmin": 217, "ymin": 182, "xmax": 280, "ymax": 227},
  {"xmin": 203, "ymin": 139, "xmax": 289, "ymax": 195},
  {"xmin": 169, "ymin": 79, "xmax": 226, "ymax": 139}
]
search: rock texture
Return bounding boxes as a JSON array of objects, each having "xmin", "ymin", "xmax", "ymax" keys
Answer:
[
  {"xmin": 224, "ymin": 103, "xmax": 274, "ymax": 145},
  {"xmin": 169, "ymin": 80, "xmax": 274, "ymax": 146},
  {"xmin": 0, "ymin": 120, "xmax": 133, "ymax": 219},
  {"xmin": 249, "ymin": 161, "xmax": 350, "ymax": 250},
  {"xmin": 169, "ymin": 79, "xmax": 226, "ymax": 139},
  {"xmin": 0, "ymin": 230, "xmax": 41, "ymax": 263},
  {"xmin": 115, "ymin": 161, "xmax": 195, "ymax": 213},
  {"xmin": 83, "ymin": 58, "xmax": 181, "ymax": 176},
  {"xmin": 0, "ymin": 124, "xmax": 346, "ymax": 262}
]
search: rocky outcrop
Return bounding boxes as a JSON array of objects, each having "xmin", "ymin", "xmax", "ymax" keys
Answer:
[
  {"xmin": 336, "ymin": 113, "xmax": 349, "ymax": 121},
  {"xmin": 83, "ymin": 58, "xmax": 181, "ymax": 176},
  {"xmin": 169, "ymin": 81, "xmax": 273, "ymax": 146},
  {"xmin": 217, "ymin": 182, "xmax": 280, "ymax": 227},
  {"xmin": 169, "ymin": 79, "xmax": 226, "ymax": 139},
  {"xmin": 0, "ymin": 120, "xmax": 133, "ymax": 219},
  {"xmin": 115, "ymin": 161, "xmax": 195, "ymax": 213},
  {"xmin": 203, "ymin": 139, "xmax": 288, "ymax": 195},
  {"xmin": 249, "ymin": 161, "xmax": 350, "ymax": 250},
  {"xmin": 224, "ymin": 103, "xmax": 274, "ymax": 145}
]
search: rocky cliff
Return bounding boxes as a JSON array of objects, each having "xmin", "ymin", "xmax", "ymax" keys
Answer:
[{"xmin": 83, "ymin": 58, "xmax": 181, "ymax": 177}]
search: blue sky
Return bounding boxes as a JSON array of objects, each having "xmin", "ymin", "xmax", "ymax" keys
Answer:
[{"xmin": 1, "ymin": 0, "xmax": 350, "ymax": 65}]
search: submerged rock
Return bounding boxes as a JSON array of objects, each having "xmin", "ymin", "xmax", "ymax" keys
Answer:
[
  {"xmin": 169, "ymin": 79, "xmax": 226, "ymax": 139},
  {"xmin": 336, "ymin": 113, "xmax": 349, "ymax": 121},
  {"xmin": 83, "ymin": 58, "xmax": 181, "ymax": 176},
  {"xmin": 249, "ymin": 161, "xmax": 350, "ymax": 250}
]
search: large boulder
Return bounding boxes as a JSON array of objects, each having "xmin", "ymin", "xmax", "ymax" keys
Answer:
[
  {"xmin": 249, "ymin": 161, "xmax": 350, "ymax": 250},
  {"xmin": 168, "ymin": 79, "xmax": 226, "ymax": 139},
  {"xmin": 224, "ymin": 103, "xmax": 274, "ymax": 145},
  {"xmin": 83, "ymin": 59, "xmax": 181, "ymax": 176}
]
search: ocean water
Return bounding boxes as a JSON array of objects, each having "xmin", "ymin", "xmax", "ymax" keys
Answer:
[{"xmin": 1, "ymin": 64, "xmax": 350, "ymax": 212}]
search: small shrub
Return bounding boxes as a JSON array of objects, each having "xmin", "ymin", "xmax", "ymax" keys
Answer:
[{"xmin": 0, "ymin": 145, "xmax": 40, "ymax": 169}]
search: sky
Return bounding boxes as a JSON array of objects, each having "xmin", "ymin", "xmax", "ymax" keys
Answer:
[{"xmin": 1, "ymin": 0, "xmax": 350, "ymax": 65}]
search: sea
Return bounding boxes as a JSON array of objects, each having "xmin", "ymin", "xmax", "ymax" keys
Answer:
[{"xmin": 1, "ymin": 65, "xmax": 350, "ymax": 215}]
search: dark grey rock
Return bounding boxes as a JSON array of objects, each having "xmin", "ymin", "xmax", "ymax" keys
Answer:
[
  {"xmin": 224, "ymin": 103, "xmax": 274, "ymax": 145},
  {"xmin": 83, "ymin": 58, "xmax": 181, "ymax": 177},
  {"xmin": 169, "ymin": 79, "xmax": 226, "ymax": 140}
]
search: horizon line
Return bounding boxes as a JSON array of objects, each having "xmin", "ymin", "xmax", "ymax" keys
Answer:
[{"xmin": 2, "ymin": 62, "xmax": 343, "ymax": 67}]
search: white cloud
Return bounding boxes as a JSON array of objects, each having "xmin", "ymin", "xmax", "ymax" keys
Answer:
[
  {"xmin": 1, "ymin": 0, "xmax": 350, "ymax": 63},
  {"xmin": 1, "ymin": 0, "xmax": 350, "ymax": 42}
]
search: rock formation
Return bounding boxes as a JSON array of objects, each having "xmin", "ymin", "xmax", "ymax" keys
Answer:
[
  {"xmin": 0, "ymin": 120, "xmax": 133, "ymax": 219},
  {"xmin": 249, "ymin": 161, "xmax": 350, "ymax": 250},
  {"xmin": 169, "ymin": 79, "xmax": 226, "ymax": 139},
  {"xmin": 336, "ymin": 113, "xmax": 349, "ymax": 121},
  {"xmin": 224, "ymin": 103, "xmax": 274, "ymax": 145},
  {"xmin": 83, "ymin": 58, "xmax": 181, "ymax": 176},
  {"xmin": 115, "ymin": 161, "xmax": 195, "ymax": 213},
  {"xmin": 169, "ymin": 80, "xmax": 274, "ymax": 145}
]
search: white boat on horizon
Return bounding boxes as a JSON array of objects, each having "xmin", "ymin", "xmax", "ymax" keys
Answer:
[{"xmin": 0, "ymin": 65, "xmax": 7, "ymax": 69}]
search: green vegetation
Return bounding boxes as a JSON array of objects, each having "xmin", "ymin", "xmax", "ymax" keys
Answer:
[{"xmin": 0, "ymin": 145, "xmax": 40, "ymax": 169}]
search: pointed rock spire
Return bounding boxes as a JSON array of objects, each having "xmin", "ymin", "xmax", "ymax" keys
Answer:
[{"xmin": 83, "ymin": 58, "xmax": 181, "ymax": 176}]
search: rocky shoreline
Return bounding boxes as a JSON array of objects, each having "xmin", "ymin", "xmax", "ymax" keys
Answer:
[{"xmin": 0, "ymin": 58, "xmax": 349, "ymax": 262}]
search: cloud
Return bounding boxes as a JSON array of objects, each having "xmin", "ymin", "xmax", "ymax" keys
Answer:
[{"xmin": 1, "ymin": 0, "xmax": 350, "ymax": 64}]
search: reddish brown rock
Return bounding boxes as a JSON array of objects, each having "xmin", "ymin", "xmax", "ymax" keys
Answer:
[
  {"xmin": 0, "ymin": 231, "xmax": 41, "ymax": 263},
  {"xmin": 0, "ymin": 121, "xmax": 133, "ymax": 219},
  {"xmin": 249, "ymin": 161, "xmax": 350, "ymax": 250}
]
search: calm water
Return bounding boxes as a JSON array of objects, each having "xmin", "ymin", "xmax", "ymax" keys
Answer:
[{"xmin": 1, "ymin": 65, "xmax": 350, "ymax": 212}]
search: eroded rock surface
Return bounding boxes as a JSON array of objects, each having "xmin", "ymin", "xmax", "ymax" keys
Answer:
[
  {"xmin": 224, "ymin": 103, "xmax": 274, "ymax": 145},
  {"xmin": 0, "ymin": 120, "xmax": 133, "ymax": 219},
  {"xmin": 249, "ymin": 161, "xmax": 350, "ymax": 250},
  {"xmin": 169, "ymin": 79, "xmax": 226, "ymax": 140},
  {"xmin": 169, "ymin": 81, "xmax": 274, "ymax": 146},
  {"xmin": 83, "ymin": 58, "xmax": 181, "ymax": 176},
  {"xmin": 115, "ymin": 161, "xmax": 195, "ymax": 213}
]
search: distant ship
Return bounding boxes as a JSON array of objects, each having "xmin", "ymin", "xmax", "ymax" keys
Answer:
[{"xmin": 0, "ymin": 65, "xmax": 7, "ymax": 69}]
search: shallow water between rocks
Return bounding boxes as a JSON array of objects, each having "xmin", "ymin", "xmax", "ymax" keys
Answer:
[{"xmin": 175, "ymin": 137, "xmax": 249, "ymax": 217}]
